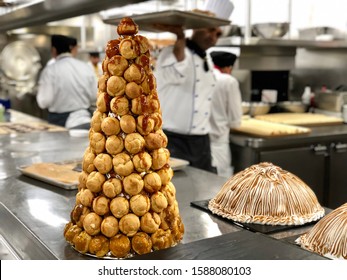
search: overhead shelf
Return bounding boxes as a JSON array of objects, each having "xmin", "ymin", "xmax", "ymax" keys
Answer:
[
  {"xmin": 0, "ymin": 0, "xmax": 148, "ymax": 32},
  {"xmin": 217, "ymin": 36, "xmax": 347, "ymax": 49}
]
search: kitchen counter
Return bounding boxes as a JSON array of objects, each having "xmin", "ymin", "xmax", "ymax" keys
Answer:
[
  {"xmin": 0, "ymin": 110, "xmax": 333, "ymax": 260},
  {"xmin": 230, "ymin": 124, "xmax": 347, "ymax": 149}
]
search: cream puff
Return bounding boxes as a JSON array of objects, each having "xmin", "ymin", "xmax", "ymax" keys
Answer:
[
  {"xmin": 151, "ymin": 148, "xmax": 170, "ymax": 170},
  {"xmin": 119, "ymin": 38, "xmax": 139, "ymax": 60},
  {"xmin": 144, "ymin": 129, "xmax": 167, "ymax": 150},
  {"xmin": 101, "ymin": 215, "xmax": 119, "ymax": 238},
  {"xmin": 124, "ymin": 133, "xmax": 145, "ymax": 154},
  {"xmin": 157, "ymin": 166, "xmax": 173, "ymax": 186},
  {"xmin": 102, "ymin": 178, "xmax": 122, "ymax": 198},
  {"xmin": 119, "ymin": 213, "xmax": 140, "ymax": 237},
  {"xmin": 88, "ymin": 235, "xmax": 110, "ymax": 258},
  {"xmin": 83, "ymin": 212, "xmax": 102, "ymax": 236},
  {"xmin": 78, "ymin": 188, "xmax": 94, "ymax": 207},
  {"xmin": 124, "ymin": 64, "xmax": 145, "ymax": 84},
  {"xmin": 101, "ymin": 116, "xmax": 120, "ymax": 136},
  {"xmin": 132, "ymin": 152, "xmax": 152, "ymax": 173},
  {"xmin": 90, "ymin": 132, "xmax": 106, "ymax": 154},
  {"xmin": 130, "ymin": 194, "xmax": 150, "ymax": 216},
  {"xmin": 107, "ymin": 55, "xmax": 129, "ymax": 76},
  {"xmin": 86, "ymin": 171, "xmax": 106, "ymax": 193},
  {"xmin": 105, "ymin": 135, "xmax": 124, "ymax": 155},
  {"xmin": 110, "ymin": 96, "xmax": 129, "ymax": 116},
  {"xmin": 125, "ymin": 82, "xmax": 142, "ymax": 99},
  {"xmin": 92, "ymin": 195, "xmax": 110, "ymax": 216},
  {"xmin": 151, "ymin": 229, "xmax": 173, "ymax": 251},
  {"xmin": 131, "ymin": 232, "xmax": 152, "ymax": 255},
  {"xmin": 112, "ymin": 152, "xmax": 134, "ymax": 177},
  {"xmin": 143, "ymin": 172, "xmax": 162, "ymax": 193},
  {"xmin": 107, "ymin": 75, "xmax": 126, "ymax": 97},
  {"xmin": 150, "ymin": 191, "xmax": 168, "ymax": 213},
  {"xmin": 140, "ymin": 212, "xmax": 161, "ymax": 234},
  {"xmin": 136, "ymin": 115, "xmax": 155, "ymax": 135},
  {"xmin": 120, "ymin": 114, "xmax": 136, "ymax": 134},
  {"xmin": 93, "ymin": 153, "xmax": 113, "ymax": 174},
  {"xmin": 123, "ymin": 173, "xmax": 144, "ymax": 196},
  {"xmin": 74, "ymin": 231, "xmax": 92, "ymax": 254},
  {"xmin": 110, "ymin": 234, "xmax": 131, "ymax": 258},
  {"xmin": 110, "ymin": 196, "xmax": 129, "ymax": 218},
  {"xmin": 91, "ymin": 110, "xmax": 106, "ymax": 133}
]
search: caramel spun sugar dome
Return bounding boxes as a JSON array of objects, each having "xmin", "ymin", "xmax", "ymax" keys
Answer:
[
  {"xmin": 64, "ymin": 17, "xmax": 184, "ymax": 258},
  {"xmin": 208, "ymin": 162, "xmax": 325, "ymax": 226}
]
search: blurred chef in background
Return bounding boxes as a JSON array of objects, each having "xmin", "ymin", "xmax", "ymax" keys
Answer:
[
  {"xmin": 209, "ymin": 51, "xmax": 242, "ymax": 178},
  {"xmin": 154, "ymin": 0, "xmax": 234, "ymax": 172},
  {"xmin": 88, "ymin": 51, "xmax": 103, "ymax": 79},
  {"xmin": 36, "ymin": 34, "xmax": 97, "ymax": 129}
]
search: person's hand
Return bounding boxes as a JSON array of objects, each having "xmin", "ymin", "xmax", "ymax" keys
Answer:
[{"xmin": 153, "ymin": 24, "xmax": 185, "ymax": 39}]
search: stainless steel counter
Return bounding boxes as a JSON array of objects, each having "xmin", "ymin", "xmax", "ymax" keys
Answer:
[
  {"xmin": 0, "ymin": 111, "xmax": 330, "ymax": 259},
  {"xmin": 0, "ymin": 130, "xmax": 244, "ymax": 259},
  {"xmin": 230, "ymin": 124, "xmax": 347, "ymax": 149}
]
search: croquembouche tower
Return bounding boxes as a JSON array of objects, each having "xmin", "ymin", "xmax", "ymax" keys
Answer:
[{"xmin": 64, "ymin": 17, "xmax": 184, "ymax": 258}]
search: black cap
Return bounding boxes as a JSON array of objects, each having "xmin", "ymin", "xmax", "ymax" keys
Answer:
[
  {"xmin": 89, "ymin": 52, "xmax": 100, "ymax": 57},
  {"xmin": 51, "ymin": 34, "xmax": 71, "ymax": 54},
  {"xmin": 210, "ymin": 51, "xmax": 237, "ymax": 67}
]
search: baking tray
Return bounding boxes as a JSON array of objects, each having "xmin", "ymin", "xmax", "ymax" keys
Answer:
[
  {"xmin": 190, "ymin": 199, "xmax": 326, "ymax": 234},
  {"xmin": 170, "ymin": 157, "xmax": 189, "ymax": 171},
  {"xmin": 103, "ymin": 10, "xmax": 231, "ymax": 33},
  {"xmin": 18, "ymin": 160, "xmax": 81, "ymax": 190}
]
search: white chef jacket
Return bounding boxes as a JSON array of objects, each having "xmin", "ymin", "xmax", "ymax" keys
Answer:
[
  {"xmin": 155, "ymin": 46, "xmax": 216, "ymax": 135},
  {"xmin": 37, "ymin": 53, "xmax": 97, "ymax": 127},
  {"xmin": 210, "ymin": 68, "xmax": 242, "ymax": 178}
]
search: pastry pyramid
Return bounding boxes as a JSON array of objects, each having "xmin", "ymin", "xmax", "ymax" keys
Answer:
[
  {"xmin": 209, "ymin": 162, "xmax": 324, "ymax": 225},
  {"xmin": 64, "ymin": 17, "xmax": 184, "ymax": 258},
  {"xmin": 296, "ymin": 202, "xmax": 347, "ymax": 259}
]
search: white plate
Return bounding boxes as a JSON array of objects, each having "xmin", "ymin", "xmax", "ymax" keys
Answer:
[{"xmin": 68, "ymin": 129, "xmax": 89, "ymax": 137}]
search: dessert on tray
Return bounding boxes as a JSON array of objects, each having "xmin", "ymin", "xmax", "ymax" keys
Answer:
[
  {"xmin": 64, "ymin": 17, "xmax": 184, "ymax": 258},
  {"xmin": 296, "ymin": 202, "xmax": 347, "ymax": 260},
  {"xmin": 208, "ymin": 162, "xmax": 325, "ymax": 225}
]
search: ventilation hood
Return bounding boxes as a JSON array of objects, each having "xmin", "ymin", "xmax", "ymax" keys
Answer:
[{"xmin": 0, "ymin": 0, "xmax": 148, "ymax": 32}]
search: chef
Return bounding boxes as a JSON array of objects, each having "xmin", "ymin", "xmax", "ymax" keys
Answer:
[
  {"xmin": 154, "ymin": 0, "xmax": 234, "ymax": 172},
  {"xmin": 209, "ymin": 51, "xmax": 242, "ymax": 178},
  {"xmin": 36, "ymin": 35, "xmax": 97, "ymax": 128}
]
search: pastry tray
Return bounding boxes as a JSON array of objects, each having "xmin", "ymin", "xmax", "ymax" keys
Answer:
[
  {"xmin": 102, "ymin": 10, "xmax": 231, "ymax": 32},
  {"xmin": 18, "ymin": 160, "xmax": 81, "ymax": 190},
  {"xmin": 170, "ymin": 157, "xmax": 189, "ymax": 171},
  {"xmin": 190, "ymin": 199, "xmax": 327, "ymax": 234}
]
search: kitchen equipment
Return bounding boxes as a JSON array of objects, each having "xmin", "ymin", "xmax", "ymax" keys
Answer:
[
  {"xmin": 0, "ymin": 41, "xmax": 41, "ymax": 98},
  {"xmin": 247, "ymin": 102, "xmax": 271, "ymax": 116},
  {"xmin": 255, "ymin": 113, "xmax": 343, "ymax": 126},
  {"xmin": 299, "ymin": 27, "xmax": 346, "ymax": 41},
  {"xmin": 315, "ymin": 91, "xmax": 347, "ymax": 112},
  {"xmin": 102, "ymin": 10, "xmax": 231, "ymax": 33},
  {"xmin": 252, "ymin": 22, "xmax": 289, "ymax": 38},
  {"xmin": 231, "ymin": 117, "xmax": 311, "ymax": 137},
  {"xmin": 278, "ymin": 101, "xmax": 308, "ymax": 113}
]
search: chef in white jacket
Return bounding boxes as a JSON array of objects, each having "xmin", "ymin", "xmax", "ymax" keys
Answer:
[
  {"xmin": 37, "ymin": 35, "xmax": 97, "ymax": 129},
  {"xmin": 209, "ymin": 51, "xmax": 242, "ymax": 178}
]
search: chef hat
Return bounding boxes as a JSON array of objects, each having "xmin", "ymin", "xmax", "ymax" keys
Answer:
[
  {"xmin": 210, "ymin": 51, "xmax": 237, "ymax": 67},
  {"xmin": 203, "ymin": 0, "xmax": 234, "ymax": 20}
]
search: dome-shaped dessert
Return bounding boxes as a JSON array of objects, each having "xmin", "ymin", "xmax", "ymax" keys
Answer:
[
  {"xmin": 208, "ymin": 162, "xmax": 324, "ymax": 225},
  {"xmin": 296, "ymin": 203, "xmax": 347, "ymax": 259}
]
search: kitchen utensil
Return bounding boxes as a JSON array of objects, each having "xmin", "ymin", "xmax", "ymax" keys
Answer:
[
  {"xmin": 278, "ymin": 101, "xmax": 308, "ymax": 113},
  {"xmin": 252, "ymin": 22, "xmax": 289, "ymax": 38}
]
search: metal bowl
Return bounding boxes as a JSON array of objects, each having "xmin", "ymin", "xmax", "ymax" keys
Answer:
[
  {"xmin": 242, "ymin": 101, "xmax": 250, "ymax": 115},
  {"xmin": 252, "ymin": 22, "xmax": 289, "ymax": 38},
  {"xmin": 243, "ymin": 102, "xmax": 271, "ymax": 116},
  {"xmin": 278, "ymin": 101, "xmax": 308, "ymax": 113}
]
